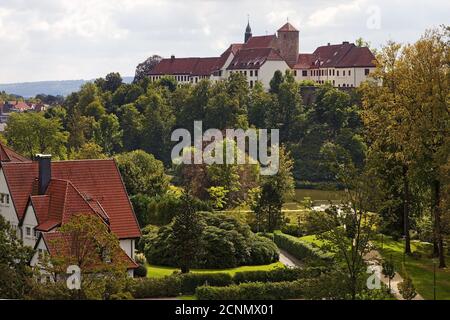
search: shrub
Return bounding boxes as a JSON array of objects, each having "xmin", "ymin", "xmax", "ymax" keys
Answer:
[
  {"xmin": 233, "ymin": 267, "xmax": 324, "ymax": 284},
  {"xmin": 144, "ymin": 212, "xmax": 278, "ymax": 269},
  {"xmin": 134, "ymin": 264, "xmax": 148, "ymax": 278},
  {"xmin": 281, "ymin": 224, "xmax": 303, "ymax": 237},
  {"xmin": 398, "ymin": 276, "xmax": 417, "ymax": 300},
  {"xmin": 179, "ymin": 273, "xmax": 233, "ymax": 294},
  {"xmin": 131, "ymin": 276, "xmax": 181, "ymax": 298},
  {"xmin": 273, "ymin": 232, "xmax": 333, "ymax": 262},
  {"xmin": 196, "ymin": 280, "xmax": 306, "ymax": 300}
]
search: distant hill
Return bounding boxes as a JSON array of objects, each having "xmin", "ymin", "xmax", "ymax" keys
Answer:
[{"xmin": 0, "ymin": 77, "xmax": 134, "ymax": 98}]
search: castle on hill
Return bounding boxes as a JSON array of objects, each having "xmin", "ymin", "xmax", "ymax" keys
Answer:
[{"xmin": 148, "ymin": 21, "xmax": 376, "ymax": 89}]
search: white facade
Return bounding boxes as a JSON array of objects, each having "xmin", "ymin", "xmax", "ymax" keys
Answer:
[
  {"xmin": 21, "ymin": 203, "xmax": 39, "ymax": 247},
  {"xmin": 294, "ymin": 66, "xmax": 375, "ymax": 87},
  {"xmin": 120, "ymin": 239, "xmax": 136, "ymax": 260},
  {"xmin": 258, "ymin": 60, "xmax": 291, "ymax": 89},
  {"xmin": 0, "ymin": 168, "xmax": 20, "ymax": 238}
]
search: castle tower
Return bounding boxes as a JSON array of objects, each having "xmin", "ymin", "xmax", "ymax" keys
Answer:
[
  {"xmin": 244, "ymin": 19, "xmax": 252, "ymax": 43},
  {"xmin": 276, "ymin": 22, "xmax": 299, "ymax": 67}
]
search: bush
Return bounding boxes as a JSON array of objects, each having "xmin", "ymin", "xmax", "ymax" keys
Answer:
[
  {"xmin": 233, "ymin": 267, "xmax": 324, "ymax": 284},
  {"xmin": 131, "ymin": 277, "xmax": 181, "ymax": 298},
  {"xmin": 134, "ymin": 264, "xmax": 148, "ymax": 278},
  {"xmin": 144, "ymin": 212, "xmax": 279, "ymax": 269},
  {"xmin": 180, "ymin": 273, "xmax": 233, "ymax": 294},
  {"xmin": 281, "ymin": 224, "xmax": 303, "ymax": 237},
  {"xmin": 196, "ymin": 280, "xmax": 306, "ymax": 300},
  {"xmin": 273, "ymin": 232, "xmax": 333, "ymax": 262}
]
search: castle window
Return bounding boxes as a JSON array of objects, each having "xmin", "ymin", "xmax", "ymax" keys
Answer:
[
  {"xmin": 302, "ymin": 70, "xmax": 307, "ymax": 77},
  {"xmin": 365, "ymin": 69, "xmax": 370, "ymax": 76},
  {"xmin": 293, "ymin": 70, "xmax": 297, "ymax": 77},
  {"xmin": 343, "ymin": 70, "xmax": 346, "ymax": 76},
  {"xmin": 250, "ymin": 80, "xmax": 253, "ymax": 88},
  {"xmin": 337, "ymin": 70, "xmax": 340, "ymax": 76},
  {"xmin": 348, "ymin": 70, "xmax": 351, "ymax": 76},
  {"xmin": 255, "ymin": 70, "xmax": 258, "ymax": 77},
  {"xmin": 26, "ymin": 227, "xmax": 31, "ymax": 236}
]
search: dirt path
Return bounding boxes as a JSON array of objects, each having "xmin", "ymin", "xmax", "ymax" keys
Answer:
[
  {"xmin": 365, "ymin": 250, "xmax": 424, "ymax": 300},
  {"xmin": 279, "ymin": 249, "xmax": 303, "ymax": 268}
]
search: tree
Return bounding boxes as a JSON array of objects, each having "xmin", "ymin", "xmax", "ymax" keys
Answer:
[
  {"xmin": 94, "ymin": 114, "xmax": 123, "ymax": 155},
  {"xmin": 382, "ymin": 258, "xmax": 396, "ymax": 293},
  {"xmin": 115, "ymin": 150, "xmax": 170, "ymax": 197},
  {"xmin": 398, "ymin": 275, "xmax": 417, "ymax": 300},
  {"xmin": 0, "ymin": 216, "xmax": 34, "ymax": 299},
  {"xmin": 41, "ymin": 214, "xmax": 132, "ymax": 300},
  {"xmin": 118, "ymin": 103, "xmax": 144, "ymax": 151},
  {"xmin": 269, "ymin": 70, "xmax": 283, "ymax": 94},
  {"xmin": 171, "ymin": 193, "xmax": 205, "ymax": 273},
  {"xmin": 6, "ymin": 112, "xmax": 68, "ymax": 159},
  {"xmin": 134, "ymin": 55, "xmax": 163, "ymax": 83},
  {"xmin": 72, "ymin": 142, "xmax": 107, "ymax": 160}
]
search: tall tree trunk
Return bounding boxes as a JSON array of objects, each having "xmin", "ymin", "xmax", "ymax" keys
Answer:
[
  {"xmin": 402, "ymin": 166, "xmax": 412, "ymax": 254},
  {"xmin": 432, "ymin": 179, "xmax": 446, "ymax": 268}
]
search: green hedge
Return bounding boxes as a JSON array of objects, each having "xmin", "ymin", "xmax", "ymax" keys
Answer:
[
  {"xmin": 196, "ymin": 280, "xmax": 306, "ymax": 300},
  {"xmin": 273, "ymin": 232, "xmax": 333, "ymax": 262},
  {"xmin": 233, "ymin": 267, "xmax": 324, "ymax": 284},
  {"xmin": 179, "ymin": 273, "xmax": 233, "ymax": 294},
  {"xmin": 132, "ymin": 276, "xmax": 181, "ymax": 298}
]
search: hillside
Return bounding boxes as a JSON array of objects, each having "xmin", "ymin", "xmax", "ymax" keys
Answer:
[{"xmin": 0, "ymin": 77, "xmax": 133, "ymax": 98}]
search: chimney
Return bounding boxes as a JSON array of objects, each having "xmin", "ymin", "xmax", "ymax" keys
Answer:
[
  {"xmin": 171, "ymin": 55, "xmax": 175, "ymax": 61},
  {"xmin": 36, "ymin": 154, "xmax": 51, "ymax": 195},
  {"xmin": 342, "ymin": 41, "xmax": 349, "ymax": 45}
]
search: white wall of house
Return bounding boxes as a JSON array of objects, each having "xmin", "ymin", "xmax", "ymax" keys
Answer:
[
  {"xmin": 120, "ymin": 239, "xmax": 135, "ymax": 260},
  {"xmin": 258, "ymin": 60, "xmax": 290, "ymax": 89},
  {"xmin": 0, "ymin": 168, "xmax": 20, "ymax": 238},
  {"xmin": 22, "ymin": 203, "xmax": 39, "ymax": 247}
]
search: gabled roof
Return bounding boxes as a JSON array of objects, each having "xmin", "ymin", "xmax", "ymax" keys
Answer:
[
  {"xmin": 294, "ymin": 53, "xmax": 314, "ymax": 69},
  {"xmin": 243, "ymin": 35, "xmax": 276, "ymax": 49},
  {"xmin": 311, "ymin": 43, "xmax": 376, "ymax": 68},
  {"xmin": 2, "ymin": 159, "xmax": 141, "ymax": 239},
  {"xmin": 40, "ymin": 232, "xmax": 138, "ymax": 270},
  {"xmin": 0, "ymin": 142, "xmax": 29, "ymax": 162},
  {"xmin": 278, "ymin": 22, "xmax": 298, "ymax": 32},
  {"xmin": 149, "ymin": 57, "xmax": 220, "ymax": 76},
  {"xmin": 227, "ymin": 48, "xmax": 284, "ymax": 70}
]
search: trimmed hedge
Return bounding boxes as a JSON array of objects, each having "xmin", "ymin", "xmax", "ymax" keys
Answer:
[
  {"xmin": 233, "ymin": 267, "xmax": 324, "ymax": 284},
  {"xmin": 273, "ymin": 232, "xmax": 333, "ymax": 262},
  {"xmin": 131, "ymin": 273, "xmax": 233, "ymax": 298},
  {"xmin": 132, "ymin": 276, "xmax": 181, "ymax": 298},
  {"xmin": 196, "ymin": 280, "xmax": 306, "ymax": 300},
  {"xmin": 180, "ymin": 273, "xmax": 233, "ymax": 294}
]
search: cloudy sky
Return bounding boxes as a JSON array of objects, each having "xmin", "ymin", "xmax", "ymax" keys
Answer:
[{"xmin": 0, "ymin": 0, "xmax": 448, "ymax": 83}]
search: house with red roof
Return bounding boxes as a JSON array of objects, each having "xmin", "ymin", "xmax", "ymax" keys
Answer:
[
  {"xmin": 147, "ymin": 21, "xmax": 376, "ymax": 89},
  {"xmin": 0, "ymin": 145, "xmax": 141, "ymax": 276}
]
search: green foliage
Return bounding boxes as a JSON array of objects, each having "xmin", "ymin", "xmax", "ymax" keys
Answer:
[
  {"xmin": 115, "ymin": 150, "xmax": 169, "ymax": 197},
  {"xmin": 144, "ymin": 212, "xmax": 279, "ymax": 269},
  {"xmin": 132, "ymin": 276, "xmax": 181, "ymax": 298},
  {"xmin": 0, "ymin": 216, "xmax": 34, "ymax": 299},
  {"xmin": 233, "ymin": 267, "xmax": 321, "ymax": 284},
  {"xmin": 398, "ymin": 275, "xmax": 417, "ymax": 300},
  {"xmin": 134, "ymin": 265, "xmax": 148, "ymax": 278},
  {"xmin": 6, "ymin": 112, "xmax": 68, "ymax": 159},
  {"xmin": 179, "ymin": 273, "xmax": 233, "ymax": 294},
  {"xmin": 196, "ymin": 280, "xmax": 306, "ymax": 300},
  {"xmin": 273, "ymin": 232, "xmax": 333, "ymax": 262}
]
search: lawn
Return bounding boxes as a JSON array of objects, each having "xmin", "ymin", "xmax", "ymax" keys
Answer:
[
  {"xmin": 293, "ymin": 189, "xmax": 345, "ymax": 203},
  {"xmin": 374, "ymin": 235, "xmax": 450, "ymax": 300},
  {"xmin": 299, "ymin": 234, "xmax": 325, "ymax": 246},
  {"xmin": 147, "ymin": 262, "xmax": 284, "ymax": 278}
]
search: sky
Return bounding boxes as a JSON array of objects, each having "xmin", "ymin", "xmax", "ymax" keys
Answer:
[{"xmin": 0, "ymin": 0, "xmax": 448, "ymax": 83}]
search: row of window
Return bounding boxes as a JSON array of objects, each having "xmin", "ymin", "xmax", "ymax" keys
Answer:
[
  {"xmin": 25, "ymin": 226, "xmax": 40, "ymax": 239},
  {"xmin": 295, "ymin": 68, "xmax": 371, "ymax": 78},
  {"xmin": 229, "ymin": 70, "xmax": 259, "ymax": 77}
]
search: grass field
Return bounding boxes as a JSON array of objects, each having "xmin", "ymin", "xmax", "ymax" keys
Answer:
[
  {"xmin": 374, "ymin": 235, "xmax": 450, "ymax": 300},
  {"xmin": 146, "ymin": 262, "xmax": 284, "ymax": 278},
  {"xmin": 293, "ymin": 189, "xmax": 345, "ymax": 203}
]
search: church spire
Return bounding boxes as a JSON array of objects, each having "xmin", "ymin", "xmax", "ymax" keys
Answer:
[{"xmin": 245, "ymin": 15, "xmax": 252, "ymax": 43}]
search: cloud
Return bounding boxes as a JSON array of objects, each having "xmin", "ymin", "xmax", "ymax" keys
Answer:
[{"xmin": 0, "ymin": 0, "xmax": 448, "ymax": 83}]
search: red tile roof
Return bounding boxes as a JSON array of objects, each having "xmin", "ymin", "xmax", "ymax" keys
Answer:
[
  {"xmin": 0, "ymin": 142, "xmax": 29, "ymax": 162},
  {"xmin": 310, "ymin": 43, "xmax": 376, "ymax": 68},
  {"xmin": 149, "ymin": 57, "xmax": 220, "ymax": 76},
  {"xmin": 278, "ymin": 22, "xmax": 298, "ymax": 32},
  {"xmin": 244, "ymin": 35, "xmax": 276, "ymax": 49},
  {"xmin": 41, "ymin": 232, "xmax": 138, "ymax": 270},
  {"xmin": 294, "ymin": 53, "xmax": 314, "ymax": 69},
  {"xmin": 227, "ymin": 48, "xmax": 284, "ymax": 70},
  {"xmin": 2, "ymin": 159, "xmax": 141, "ymax": 239}
]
